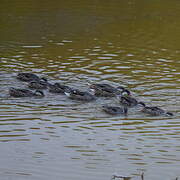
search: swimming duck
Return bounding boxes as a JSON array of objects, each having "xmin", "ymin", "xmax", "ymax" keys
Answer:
[
  {"xmin": 102, "ymin": 105, "xmax": 128, "ymax": 115},
  {"xmin": 9, "ymin": 87, "xmax": 44, "ymax": 97},
  {"xmin": 140, "ymin": 102, "xmax": 173, "ymax": 116},
  {"xmin": 118, "ymin": 89, "xmax": 145, "ymax": 108},
  {"xmin": 16, "ymin": 73, "xmax": 40, "ymax": 82},
  {"xmin": 119, "ymin": 95, "xmax": 138, "ymax": 107},
  {"xmin": 48, "ymin": 83, "xmax": 72, "ymax": 94},
  {"xmin": 28, "ymin": 78, "xmax": 49, "ymax": 89},
  {"xmin": 89, "ymin": 83, "xmax": 129, "ymax": 97},
  {"xmin": 64, "ymin": 88, "xmax": 96, "ymax": 101}
]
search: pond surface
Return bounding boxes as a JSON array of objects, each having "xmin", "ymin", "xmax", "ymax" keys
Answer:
[{"xmin": 0, "ymin": 1, "xmax": 180, "ymax": 180}]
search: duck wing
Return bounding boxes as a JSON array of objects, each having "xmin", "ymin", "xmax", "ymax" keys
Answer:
[
  {"xmin": 9, "ymin": 88, "xmax": 34, "ymax": 97},
  {"xmin": 142, "ymin": 106, "xmax": 165, "ymax": 116},
  {"xmin": 17, "ymin": 73, "xmax": 40, "ymax": 82},
  {"xmin": 120, "ymin": 96, "xmax": 138, "ymax": 107}
]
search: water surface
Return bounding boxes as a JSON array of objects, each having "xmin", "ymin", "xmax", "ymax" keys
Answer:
[{"xmin": 0, "ymin": 1, "xmax": 180, "ymax": 180}]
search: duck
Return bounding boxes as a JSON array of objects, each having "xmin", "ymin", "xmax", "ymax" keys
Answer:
[
  {"xmin": 64, "ymin": 88, "xmax": 96, "ymax": 101},
  {"xmin": 28, "ymin": 78, "xmax": 49, "ymax": 89},
  {"xmin": 48, "ymin": 83, "xmax": 72, "ymax": 94},
  {"xmin": 16, "ymin": 73, "xmax": 40, "ymax": 82},
  {"xmin": 139, "ymin": 102, "xmax": 173, "ymax": 116},
  {"xmin": 9, "ymin": 87, "xmax": 44, "ymax": 97},
  {"xmin": 102, "ymin": 105, "xmax": 128, "ymax": 115},
  {"xmin": 89, "ymin": 83, "xmax": 129, "ymax": 97},
  {"xmin": 119, "ymin": 95, "xmax": 139, "ymax": 108}
]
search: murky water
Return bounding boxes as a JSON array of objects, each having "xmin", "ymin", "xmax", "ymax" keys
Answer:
[{"xmin": 0, "ymin": 1, "xmax": 180, "ymax": 180}]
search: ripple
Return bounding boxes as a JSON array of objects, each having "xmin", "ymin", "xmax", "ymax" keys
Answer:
[
  {"xmin": 1, "ymin": 4, "xmax": 180, "ymax": 180},
  {"xmin": 22, "ymin": 45, "xmax": 43, "ymax": 48}
]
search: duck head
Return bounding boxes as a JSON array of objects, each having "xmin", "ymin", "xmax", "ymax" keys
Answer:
[
  {"xmin": 116, "ymin": 89, "xmax": 131, "ymax": 98},
  {"xmin": 29, "ymin": 81, "xmax": 38, "ymax": 85},
  {"xmin": 64, "ymin": 87, "xmax": 75, "ymax": 97},
  {"xmin": 9, "ymin": 87, "xmax": 16, "ymax": 91},
  {"xmin": 102, "ymin": 105, "xmax": 108, "ymax": 109},
  {"xmin": 166, "ymin": 112, "xmax": 173, "ymax": 116},
  {"xmin": 122, "ymin": 89, "xmax": 131, "ymax": 96},
  {"xmin": 89, "ymin": 84, "xmax": 97, "ymax": 91},
  {"xmin": 40, "ymin": 77, "xmax": 48, "ymax": 82},
  {"xmin": 53, "ymin": 82, "xmax": 61, "ymax": 87},
  {"xmin": 116, "ymin": 86, "xmax": 125, "ymax": 91},
  {"xmin": 34, "ymin": 90, "xmax": 44, "ymax": 97},
  {"xmin": 115, "ymin": 86, "xmax": 125, "ymax": 95}
]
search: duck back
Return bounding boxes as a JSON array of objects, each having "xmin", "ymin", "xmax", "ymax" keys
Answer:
[{"xmin": 17, "ymin": 73, "xmax": 40, "ymax": 82}]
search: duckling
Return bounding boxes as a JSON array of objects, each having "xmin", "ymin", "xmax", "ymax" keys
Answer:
[
  {"xmin": 139, "ymin": 102, "xmax": 173, "ymax": 116},
  {"xmin": 89, "ymin": 83, "xmax": 128, "ymax": 97},
  {"xmin": 9, "ymin": 87, "xmax": 44, "ymax": 97},
  {"xmin": 16, "ymin": 73, "xmax": 40, "ymax": 82},
  {"xmin": 28, "ymin": 78, "xmax": 49, "ymax": 90},
  {"xmin": 48, "ymin": 83, "xmax": 71, "ymax": 94},
  {"xmin": 64, "ymin": 88, "xmax": 96, "ymax": 101},
  {"xmin": 102, "ymin": 105, "xmax": 128, "ymax": 115}
]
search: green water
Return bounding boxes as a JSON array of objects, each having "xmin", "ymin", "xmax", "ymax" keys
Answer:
[{"xmin": 0, "ymin": 1, "xmax": 180, "ymax": 180}]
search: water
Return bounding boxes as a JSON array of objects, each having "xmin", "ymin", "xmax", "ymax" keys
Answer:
[{"xmin": 0, "ymin": 1, "xmax": 180, "ymax": 180}]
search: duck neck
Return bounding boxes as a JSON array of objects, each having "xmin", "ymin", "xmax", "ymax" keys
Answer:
[{"xmin": 138, "ymin": 102, "xmax": 146, "ymax": 107}]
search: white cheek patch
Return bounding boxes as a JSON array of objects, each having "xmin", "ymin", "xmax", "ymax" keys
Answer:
[
  {"xmin": 90, "ymin": 88, "xmax": 95, "ymax": 92},
  {"xmin": 122, "ymin": 91, "xmax": 128, "ymax": 96},
  {"xmin": 65, "ymin": 92, "xmax": 70, "ymax": 97},
  {"xmin": 90, "ymin": 89, "xmax": 95, "ymax": 95}
]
